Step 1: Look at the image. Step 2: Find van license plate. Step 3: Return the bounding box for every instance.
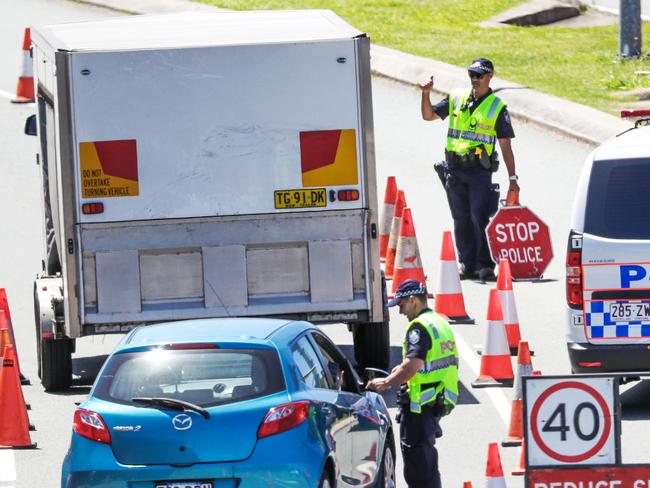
[155,483,213,488]
[608,301,650,322]
[274,188,326,209]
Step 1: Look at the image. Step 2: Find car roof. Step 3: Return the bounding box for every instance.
[121,317,307,349]
[594,125,650,161]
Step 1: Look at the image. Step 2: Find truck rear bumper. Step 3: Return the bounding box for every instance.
[568,341,650,374]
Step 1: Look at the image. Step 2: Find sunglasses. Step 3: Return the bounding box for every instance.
[468,71,487,80]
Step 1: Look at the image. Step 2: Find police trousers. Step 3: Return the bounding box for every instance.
[444,164,494,272]
[400,406,442,488]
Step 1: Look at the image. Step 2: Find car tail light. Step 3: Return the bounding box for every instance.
[566,248,583,309]
[81,202,104,214]
[337,189,359,201]
[578,361,602,368]
[257,401,310,439]
[73,408,111,444]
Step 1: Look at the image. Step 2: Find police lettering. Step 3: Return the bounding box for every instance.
[499,247,543,264]
[533,481,622,488]
[620,265,649,288]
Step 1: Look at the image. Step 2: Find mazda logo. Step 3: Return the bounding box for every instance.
[172,414,192,431]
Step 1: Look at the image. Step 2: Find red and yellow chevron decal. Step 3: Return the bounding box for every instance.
[300,129,358,187]
[79,139,139,198]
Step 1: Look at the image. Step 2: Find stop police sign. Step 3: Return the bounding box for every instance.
[486,206,553,280]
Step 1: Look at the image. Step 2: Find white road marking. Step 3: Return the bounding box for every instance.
[455,331,512,427]
[0,450,16,487]
[0,89,16,101]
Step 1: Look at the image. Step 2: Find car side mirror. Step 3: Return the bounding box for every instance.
[24,114,37,136]
[363,367,390,385]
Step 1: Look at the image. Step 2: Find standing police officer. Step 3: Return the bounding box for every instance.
[366,279,458,488]
[421,58,520,282]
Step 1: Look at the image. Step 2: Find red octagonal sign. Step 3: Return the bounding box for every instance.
[486,206,553,280]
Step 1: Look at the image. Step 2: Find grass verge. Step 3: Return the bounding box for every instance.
[198,0,650,114]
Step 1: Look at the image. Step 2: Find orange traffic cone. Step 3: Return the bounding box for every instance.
[0,308,28,385]
[485,442,506,488]
[497,259,522,355]
[0,327,11,355]
[462,482,473,488]
[379,177,397,263]
[435,231,474,324]
[12,28,34,104]
[472,289,513,388]
[0,345,36,448]
[502,341,533,447]
[385,190,406,280]
[512,440,526,476]
[390,208,432,298]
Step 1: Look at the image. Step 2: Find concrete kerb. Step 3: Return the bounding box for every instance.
[72,0,633,146]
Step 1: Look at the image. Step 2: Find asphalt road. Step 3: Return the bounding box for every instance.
[1,1,650,487]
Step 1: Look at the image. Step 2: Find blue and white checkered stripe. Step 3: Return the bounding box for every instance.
[586,300,650,339]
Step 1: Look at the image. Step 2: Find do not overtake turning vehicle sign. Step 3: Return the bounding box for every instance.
[523,375,619,467]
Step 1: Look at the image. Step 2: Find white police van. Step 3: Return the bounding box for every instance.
[566,110,650,373]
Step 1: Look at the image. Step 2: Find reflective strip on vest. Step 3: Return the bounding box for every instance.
[487,97,502,119]
[444,388,458,404]
[447,128,496,145]
[420,355,458,374]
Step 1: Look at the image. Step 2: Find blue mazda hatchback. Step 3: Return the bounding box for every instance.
[61,318,395,488]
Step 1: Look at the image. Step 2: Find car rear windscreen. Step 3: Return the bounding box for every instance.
[584,158,650,239]
[93,347,285,407]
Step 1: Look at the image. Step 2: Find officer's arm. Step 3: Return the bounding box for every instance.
[498,138,520,192]
[420,76,440,121]
[366,357,424,392]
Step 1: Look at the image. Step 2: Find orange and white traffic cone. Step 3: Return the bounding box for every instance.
[12,28,34,104]
[512,440,526,476]
[435,231,474,324]
[485,442,506,488]
[390,208,432,298]
[385,190,406,280]
[379,176,397,263]
[502,341,533,447]
[0,345,36,448]
[472,289,513,388]
[497,258,522,355]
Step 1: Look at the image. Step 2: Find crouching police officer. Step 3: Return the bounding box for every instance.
[366,279,459,488]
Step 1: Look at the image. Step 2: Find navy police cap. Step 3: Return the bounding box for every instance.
[387,279,427,307]
[468,57,494,75]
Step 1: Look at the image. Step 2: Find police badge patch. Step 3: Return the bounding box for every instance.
[408,330,420,344]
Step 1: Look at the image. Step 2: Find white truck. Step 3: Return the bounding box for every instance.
[26,10,388,391]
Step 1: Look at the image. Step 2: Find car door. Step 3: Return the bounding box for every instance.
[290,334,355,485]
[310,332,382,487]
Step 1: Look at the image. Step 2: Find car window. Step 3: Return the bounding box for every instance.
[585,158,650,239]
[92,347,285,407]
[291,336,328,389]
[312,333,361,394]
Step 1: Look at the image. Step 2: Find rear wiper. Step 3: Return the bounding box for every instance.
[132,397,210,419]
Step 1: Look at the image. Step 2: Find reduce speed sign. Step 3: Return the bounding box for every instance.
[524,376,619,466]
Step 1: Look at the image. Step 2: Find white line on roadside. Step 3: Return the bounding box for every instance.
[0,450,16,487]
[455,331,511,427]
[0,89,16,101]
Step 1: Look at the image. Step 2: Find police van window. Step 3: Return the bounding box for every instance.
[584,158,650,240]
[291,336,328,389]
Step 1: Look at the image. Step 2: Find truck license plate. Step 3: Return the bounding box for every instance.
[155,483,213,488]
[274,188,326,209]
[608,301,650,322]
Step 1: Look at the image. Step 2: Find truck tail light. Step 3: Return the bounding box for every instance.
[566,249,583,309]
[82,202,104,214]
[257,401,310,439]
[73,408,111,444]
[337,189,359,201]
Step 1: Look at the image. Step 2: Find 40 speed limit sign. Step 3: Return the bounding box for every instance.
[523,375,620,466]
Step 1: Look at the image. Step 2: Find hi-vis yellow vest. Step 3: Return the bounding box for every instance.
[446,89,505,157]
[402,310,459,413]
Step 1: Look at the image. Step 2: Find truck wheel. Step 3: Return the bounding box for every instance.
[40,337,72,391]
[353,320,390,372]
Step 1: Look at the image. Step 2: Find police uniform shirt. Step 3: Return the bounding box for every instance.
[404,309,433,361]
[432,89,515,139]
